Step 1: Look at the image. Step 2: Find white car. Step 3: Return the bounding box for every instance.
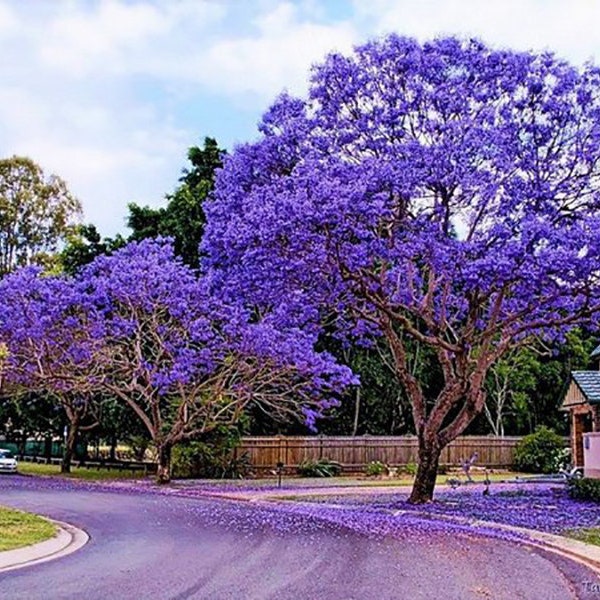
[0,449,17,473]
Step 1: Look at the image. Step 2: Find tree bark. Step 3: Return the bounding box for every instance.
[408,435,441,504]
[352,388,361,436]
[156,443,172,484]
[18,431,27,459]
[61,422,79,473]
[109,433,117,461]
[44,436,53,463]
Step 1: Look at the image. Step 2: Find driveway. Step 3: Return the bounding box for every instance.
[0,476,598,599]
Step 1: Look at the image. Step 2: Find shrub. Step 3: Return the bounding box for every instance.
[513,426,567,474]
[171,428,250,479]
[404,461,418,476]
[365,460,387,477]
[568,478,600,503]
[297,458,342,477]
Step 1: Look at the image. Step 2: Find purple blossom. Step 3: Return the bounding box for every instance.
[0,238,355,480]
[201,35,600,501]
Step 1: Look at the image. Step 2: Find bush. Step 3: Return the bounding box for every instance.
[404,461,418,476]
[171,428,250,479]
[513,427,567,474]
[568,478,600,503]
[365,461,387,477]
[297,458,342,477]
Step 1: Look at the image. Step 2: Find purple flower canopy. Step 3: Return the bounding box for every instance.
[0,238,354,429]
[201,36,600,501]
[0,267,102,391]
[203,35,600,346]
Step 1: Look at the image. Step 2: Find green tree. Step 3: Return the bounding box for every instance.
[0,156,81,276]
[127,137,225,268]
[480,330,595,436]
[0,393,63,459]
[60,224,125,275]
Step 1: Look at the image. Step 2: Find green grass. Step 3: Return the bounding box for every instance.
[18,461,151,481]
[0,506,56,552]
[565,528,600,547]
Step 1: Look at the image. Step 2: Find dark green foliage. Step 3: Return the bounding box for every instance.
[297,458,342,477]
[91,397,150,461]
[471,330,595,437]
[513,427,568,473]
[568,478,600,503]
[315,338,419,436]
[60,224,126,274]
[0,394,64,457]
[127,137,225,269]
[171,428,249,479]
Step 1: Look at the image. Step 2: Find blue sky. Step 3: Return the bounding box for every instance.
[2,0,600,236]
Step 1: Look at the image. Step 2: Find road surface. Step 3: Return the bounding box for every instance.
[0,476,598,599]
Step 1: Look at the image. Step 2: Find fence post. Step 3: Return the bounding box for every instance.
[277,434,284,467]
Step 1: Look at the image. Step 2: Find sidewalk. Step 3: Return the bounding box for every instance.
[0,520,89,573]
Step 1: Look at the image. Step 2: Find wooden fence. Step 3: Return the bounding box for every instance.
[238,435,524,473]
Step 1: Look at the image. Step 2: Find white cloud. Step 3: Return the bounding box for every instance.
[38,0,227,77]
[2,0,600,238]
[36,0,356,101]
[0,82,188,235]
[0,2,16,35]
[351,0,600,64]
[39,1,166,75]
[199,2,356,100]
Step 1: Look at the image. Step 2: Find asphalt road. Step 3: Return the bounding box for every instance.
[0,476,598,600]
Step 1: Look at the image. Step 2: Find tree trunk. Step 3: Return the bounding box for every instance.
[18,431,27,459]
[352,388,361,436]
[408,436,441,504]
[156,443,172,484]
[44,436,53,463]
[109,433,117,461]
[61,422,78,474]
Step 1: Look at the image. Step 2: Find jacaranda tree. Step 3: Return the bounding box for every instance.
[79,239,352,482]
[203,36,600,502]
[0,239,352,482]
[0,268,105,472]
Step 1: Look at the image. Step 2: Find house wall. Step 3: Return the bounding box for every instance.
[571,404,595,467]
[563,381,590,408]
[583,432,600,478]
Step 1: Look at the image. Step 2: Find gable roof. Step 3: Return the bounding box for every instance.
[572,371,600,405]
[591,344,600,360]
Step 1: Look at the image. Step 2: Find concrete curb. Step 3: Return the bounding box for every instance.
[0,519,89,573]
[475,521,600,575]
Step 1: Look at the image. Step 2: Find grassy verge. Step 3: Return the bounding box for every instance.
[17,461,150,481]
[565,528,600,547]
[0,506,56,552]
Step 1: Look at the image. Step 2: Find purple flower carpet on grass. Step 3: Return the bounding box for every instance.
[289,483,600,535]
